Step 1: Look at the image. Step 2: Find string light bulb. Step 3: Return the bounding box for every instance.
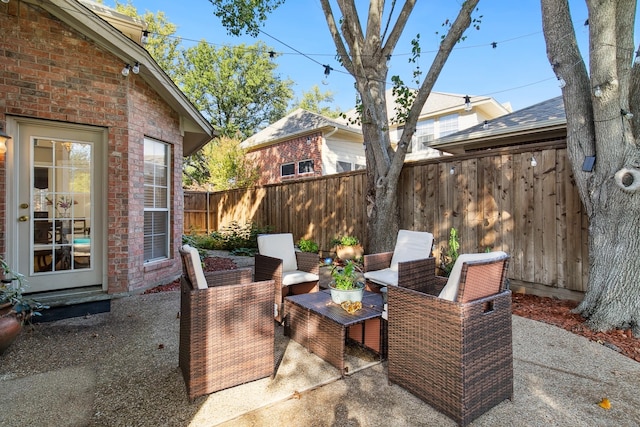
[464,95,472,111]
[621,109,634,119]
[531,156,537,167]
[121,64,130,76]
[483,120,489,130]
[268,51,276,58]
[450,166,455,175]
[132,62,140,74]
[635,48,640,65]
[557,76,566,88]
[593,86,602,98]
[141,30,149,45]
[323,64,332,76]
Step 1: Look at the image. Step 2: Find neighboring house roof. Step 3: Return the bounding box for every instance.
[342,90,513,124]
[241,108,362,150]
[28,0,214,156]
[430,96,566,154]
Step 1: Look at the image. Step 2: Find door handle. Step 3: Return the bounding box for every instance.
[18,215,29,222]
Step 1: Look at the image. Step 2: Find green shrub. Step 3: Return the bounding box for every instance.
[330,235,360,247]
[297,238,319,253]
[439,227,460,277]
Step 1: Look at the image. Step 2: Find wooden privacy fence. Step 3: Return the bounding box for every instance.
[184,140,588,299]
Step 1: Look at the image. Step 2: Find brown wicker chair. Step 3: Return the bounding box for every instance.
[387,251,512,427]
[254,233,319,323]
[363,229,434,293]
[178,245,275,401]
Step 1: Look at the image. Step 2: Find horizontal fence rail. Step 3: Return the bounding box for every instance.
[184,140,588,299]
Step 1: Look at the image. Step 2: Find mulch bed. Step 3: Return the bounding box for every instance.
[147,257,640,363]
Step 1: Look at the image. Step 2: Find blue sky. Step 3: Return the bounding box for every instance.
[108,1,637,113]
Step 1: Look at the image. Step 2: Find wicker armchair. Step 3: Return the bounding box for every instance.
[254,233,319,323]
[387,251,512,427]
[363,229,434,292]
[178,245,275,400]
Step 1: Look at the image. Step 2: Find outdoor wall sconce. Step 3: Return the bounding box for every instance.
[0,126,10,154]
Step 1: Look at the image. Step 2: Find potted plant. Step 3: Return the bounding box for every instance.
[331,235,364,261]
[0,258,47,354]
[297,238,319,254]
[328,260,365,304]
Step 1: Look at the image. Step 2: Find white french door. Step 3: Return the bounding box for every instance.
[9,119,104,294]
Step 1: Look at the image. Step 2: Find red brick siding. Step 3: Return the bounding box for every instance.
[248,133,322,185]
[0,2,184,293]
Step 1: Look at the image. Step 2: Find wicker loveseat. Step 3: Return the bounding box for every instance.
[387,251,512,426]
[178,245,275,400]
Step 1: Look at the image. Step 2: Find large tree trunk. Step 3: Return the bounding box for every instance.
[542,0,640,334]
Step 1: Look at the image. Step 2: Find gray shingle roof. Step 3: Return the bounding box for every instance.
[241,108,361,149]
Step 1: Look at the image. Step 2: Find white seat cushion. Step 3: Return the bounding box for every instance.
[282,270,319,286]
[182,244,208,290]
[257,233,298,272]
[364,268,398,287]
[389,230,434,271]
[438,251,508,302]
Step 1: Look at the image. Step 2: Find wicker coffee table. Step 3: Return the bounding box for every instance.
[284,290,386,376]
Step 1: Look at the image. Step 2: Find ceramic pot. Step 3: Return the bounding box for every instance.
[0,304,22,355]
[328,281,365,304]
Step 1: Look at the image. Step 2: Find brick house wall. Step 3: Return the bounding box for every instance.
[0,1,185,293]
[248,133,322,185]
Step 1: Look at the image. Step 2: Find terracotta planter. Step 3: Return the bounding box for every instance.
[0,304,22,355]
[336,244,364,261]
[328,282,365,304]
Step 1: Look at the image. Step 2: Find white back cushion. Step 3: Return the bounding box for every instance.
[257,233,298,272]
[438,251,508,302]
[182,244,208,290]
[389,230,434,271]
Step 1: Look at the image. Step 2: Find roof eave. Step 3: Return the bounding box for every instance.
[431,119,567,154]
[29,0,215,156]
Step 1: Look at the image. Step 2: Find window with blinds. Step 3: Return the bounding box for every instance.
[143,139,170,262]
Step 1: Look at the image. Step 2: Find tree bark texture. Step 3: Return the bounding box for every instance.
[320,0,479,253]
[542,0,640,334]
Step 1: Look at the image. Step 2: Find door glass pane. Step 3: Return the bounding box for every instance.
[32,139,92,273]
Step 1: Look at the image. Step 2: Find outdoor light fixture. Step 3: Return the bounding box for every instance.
[621,109,634,119]
[530,156,537,167]
[132,62,140,74]
[483,120,489,130]
[141,30,149,45]
[594,86,602,98]
[306,136,311,145]
[0,126,11,154]
[464,95,472,111]
[450,166,455,175]
[121,64,130,76]
[323,65,332,76]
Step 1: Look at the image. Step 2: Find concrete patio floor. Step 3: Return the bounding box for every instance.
[1,254,639,426]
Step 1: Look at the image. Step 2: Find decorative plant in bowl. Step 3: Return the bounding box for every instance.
[331,235,364,261]
[0,258,47,354]
[329,260,365,305]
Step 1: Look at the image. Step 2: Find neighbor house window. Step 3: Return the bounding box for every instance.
[298,159,314,174]
[281,162,295,177]
[413,119,435,151]
[144,139,170,262]
[439,114,459,137]
[336,161,352,173]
